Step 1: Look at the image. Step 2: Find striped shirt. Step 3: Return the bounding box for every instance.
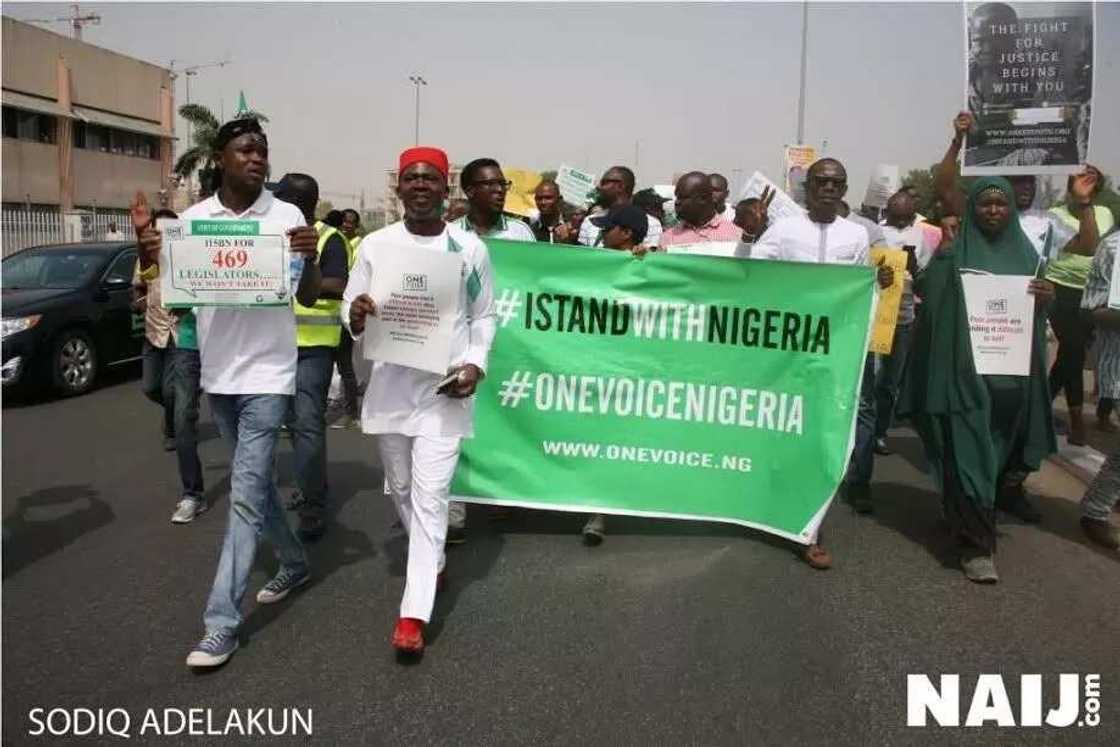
[454,213,535,242]
[658,213,742,249]
[1081,232,1120,399]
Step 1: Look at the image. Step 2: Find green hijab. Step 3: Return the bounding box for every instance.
[951,176,1040,276]
[900,177,1055,501]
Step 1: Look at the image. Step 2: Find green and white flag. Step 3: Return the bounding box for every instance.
[452,240,876,544]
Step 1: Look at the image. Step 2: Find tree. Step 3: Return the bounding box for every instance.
[172,104,270,190]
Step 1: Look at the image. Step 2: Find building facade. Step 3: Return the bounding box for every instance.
[2,17,174,252]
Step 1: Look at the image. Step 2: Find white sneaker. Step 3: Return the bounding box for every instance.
[171,498,207,524]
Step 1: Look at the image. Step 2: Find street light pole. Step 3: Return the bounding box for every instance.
[796,0,809,145]
[408,75,427,145]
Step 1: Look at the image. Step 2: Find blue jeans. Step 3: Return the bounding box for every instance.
[204,393,307,634]
[287,347,334,515]
[847,353,877,487]
[874,323,913,440]
[167,347,204,498]
[142,340,174,438]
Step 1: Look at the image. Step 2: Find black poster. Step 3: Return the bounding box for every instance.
[963,1,1094,175]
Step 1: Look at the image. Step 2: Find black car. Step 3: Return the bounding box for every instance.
[2,242,145,396]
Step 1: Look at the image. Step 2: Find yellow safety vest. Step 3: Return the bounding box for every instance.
[346,234,361,269]
[294,221,344,348]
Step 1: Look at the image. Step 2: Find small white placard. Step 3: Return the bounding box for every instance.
[961,273,1035,376]
[361,242,464,374]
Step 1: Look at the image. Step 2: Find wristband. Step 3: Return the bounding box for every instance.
[139,264,160,282]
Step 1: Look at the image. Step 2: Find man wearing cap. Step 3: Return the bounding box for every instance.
[579,203,650,545]
[272,174,350,541]
[136,118,322,668]
[453,157,535,242]
[343,146,496,655]
[659,171,742,250]
[579,166,662,249]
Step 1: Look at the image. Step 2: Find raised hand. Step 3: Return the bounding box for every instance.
[953,111,974,141]
[1069,167,1099,204]
[129,190,153,235]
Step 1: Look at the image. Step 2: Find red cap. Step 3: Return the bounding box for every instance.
[399,147,449,180]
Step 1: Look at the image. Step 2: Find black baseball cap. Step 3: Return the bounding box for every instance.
[591,204,649,244]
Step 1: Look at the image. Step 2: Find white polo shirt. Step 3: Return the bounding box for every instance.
[179,190,305,395]
[752,213,871,266]
[342,221,497,438]
[453,213,535,242]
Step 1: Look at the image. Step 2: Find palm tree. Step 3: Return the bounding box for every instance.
[173,103,269,188]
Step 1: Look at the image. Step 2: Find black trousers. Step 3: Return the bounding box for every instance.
[1048,283,1092,408]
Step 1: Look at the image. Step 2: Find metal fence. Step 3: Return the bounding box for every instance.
[1,207,132,257]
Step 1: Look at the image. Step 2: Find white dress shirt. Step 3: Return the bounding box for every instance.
[342,221,496,438]
[752,213,871,266]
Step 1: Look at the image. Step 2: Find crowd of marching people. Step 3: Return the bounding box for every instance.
[127,112,1119,669]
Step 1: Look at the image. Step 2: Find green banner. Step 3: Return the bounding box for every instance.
[452,240,876,544]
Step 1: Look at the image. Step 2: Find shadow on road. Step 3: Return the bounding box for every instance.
[238,458,380,642]
[1,484,114,578]
[2,361,141,409]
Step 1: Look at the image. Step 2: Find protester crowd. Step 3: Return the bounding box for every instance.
[126,112,1118,669]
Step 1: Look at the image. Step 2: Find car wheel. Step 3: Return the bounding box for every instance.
[51,329,98,396]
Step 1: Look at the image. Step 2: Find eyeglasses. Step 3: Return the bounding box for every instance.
[470,178,512,191]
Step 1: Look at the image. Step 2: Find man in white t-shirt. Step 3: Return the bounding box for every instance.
[343,146,496,656]
[137,118,323,669]
[753,158,893,569]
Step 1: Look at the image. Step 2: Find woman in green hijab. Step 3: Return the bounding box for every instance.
[902,176,1056,583]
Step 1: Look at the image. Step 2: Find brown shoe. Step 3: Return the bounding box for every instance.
[1080,517,1120,550]
[802,543,832,570]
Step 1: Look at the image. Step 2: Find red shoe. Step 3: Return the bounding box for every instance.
[392,617,424,653]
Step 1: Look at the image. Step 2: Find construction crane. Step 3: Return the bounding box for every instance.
[22,3,100,40]
[169,59,232,109]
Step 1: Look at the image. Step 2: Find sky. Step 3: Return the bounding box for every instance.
[4,1,1118,211]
